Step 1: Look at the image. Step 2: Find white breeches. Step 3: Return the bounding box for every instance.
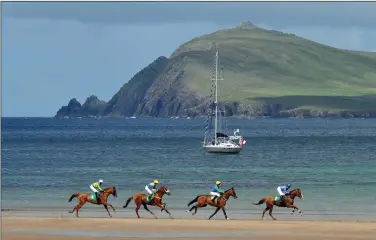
[145,186,153,194]
[210,192,221,197]
[90,185,98,193]
[277,187,285,196]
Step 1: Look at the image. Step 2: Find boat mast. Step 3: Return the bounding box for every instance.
[214,49,218,145]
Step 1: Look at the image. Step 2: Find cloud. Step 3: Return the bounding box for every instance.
[3,2,376,29]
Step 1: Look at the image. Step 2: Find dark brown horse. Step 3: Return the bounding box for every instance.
[186,187,237,220]
[122,185,172,219]
[68,186,117,218]
[252,188,304,220]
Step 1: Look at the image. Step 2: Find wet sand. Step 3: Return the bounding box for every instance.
[2,217,376,240]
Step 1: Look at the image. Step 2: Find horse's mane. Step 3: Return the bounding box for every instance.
[104,186,116,190]
[157,186,168,191]
[289,188,300,193]
[225,187,234,192]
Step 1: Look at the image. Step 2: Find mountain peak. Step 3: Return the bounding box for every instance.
[236,21,259,30]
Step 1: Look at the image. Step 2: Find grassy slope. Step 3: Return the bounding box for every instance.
[169,26,376,111]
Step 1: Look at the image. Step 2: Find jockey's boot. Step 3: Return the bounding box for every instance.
[280,195,285,205]
[212,196,218,205]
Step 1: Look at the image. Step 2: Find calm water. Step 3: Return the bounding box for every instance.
[2,117,376,220]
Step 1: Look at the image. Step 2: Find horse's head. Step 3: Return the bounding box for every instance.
[104,186,117,198]
[157,186,171,196]
[225,187,238,199]
[289,188,303,200]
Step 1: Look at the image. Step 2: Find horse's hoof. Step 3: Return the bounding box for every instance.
[226,218,231,220]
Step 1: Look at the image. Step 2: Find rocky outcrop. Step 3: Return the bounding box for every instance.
[55,98,83,117]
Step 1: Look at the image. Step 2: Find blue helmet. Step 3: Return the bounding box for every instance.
[287,184,291,188]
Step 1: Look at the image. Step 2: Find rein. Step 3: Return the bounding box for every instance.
[219,189,234,202]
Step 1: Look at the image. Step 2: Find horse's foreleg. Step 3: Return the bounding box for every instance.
[101,201,116,212]
[160,202,167,212]
[209,207,220,220]
[104,205,112,218]
[143,203,157,219]
[222,208,230,220]
[164,208,173,219]
[155,203,172,219]
[287,204,302,216]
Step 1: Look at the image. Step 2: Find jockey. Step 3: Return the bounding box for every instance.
[90,179,104,201]
[210,180,224,205]
[277,183,291,203]
[145,180,159,203]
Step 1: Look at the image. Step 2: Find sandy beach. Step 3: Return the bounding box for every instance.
[2,216,376,240]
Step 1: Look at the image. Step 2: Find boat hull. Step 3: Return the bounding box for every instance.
[203,145,242,154]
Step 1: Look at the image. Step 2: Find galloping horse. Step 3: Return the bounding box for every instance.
[186,187,237,220]
[123,186,172,219]
[252,188,304,220]
[68,186,117,218]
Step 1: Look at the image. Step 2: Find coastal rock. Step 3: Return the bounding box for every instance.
[55,98,82,117]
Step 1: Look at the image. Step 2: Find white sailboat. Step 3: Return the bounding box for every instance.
[202,44,247,154]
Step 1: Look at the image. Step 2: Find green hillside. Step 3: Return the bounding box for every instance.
[169,22,376,111]
[56,22,376,118]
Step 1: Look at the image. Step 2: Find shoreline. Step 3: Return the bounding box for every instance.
[2,207,376,222]
[3,216,376,240]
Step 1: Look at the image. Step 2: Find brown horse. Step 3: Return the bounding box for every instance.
[68,186,117,218]
[122,185,172,219]
[186,187,237,220]
[252,188,304,220]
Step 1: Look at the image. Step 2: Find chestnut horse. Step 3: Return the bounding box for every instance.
[252,188,304,220]
[122,185,172,219]
[186,187,237,220]
[68,186,118,218]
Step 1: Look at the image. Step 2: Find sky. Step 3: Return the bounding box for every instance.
[2,2,376,117]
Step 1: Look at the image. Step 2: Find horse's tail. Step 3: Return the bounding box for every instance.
[68,193,79,202]
[123,196,134,208]
[252,197,266,205]
[187,195,200,207]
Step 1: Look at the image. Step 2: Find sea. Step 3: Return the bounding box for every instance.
[2,117,376,220]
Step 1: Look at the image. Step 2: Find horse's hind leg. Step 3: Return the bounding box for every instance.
[71,199,85,218]
[187,205,196,213]
[73,204,84,218]
[261,206,269,220]
[69,206,76,214]
[142,203,157,219]
[268,206,277,220]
